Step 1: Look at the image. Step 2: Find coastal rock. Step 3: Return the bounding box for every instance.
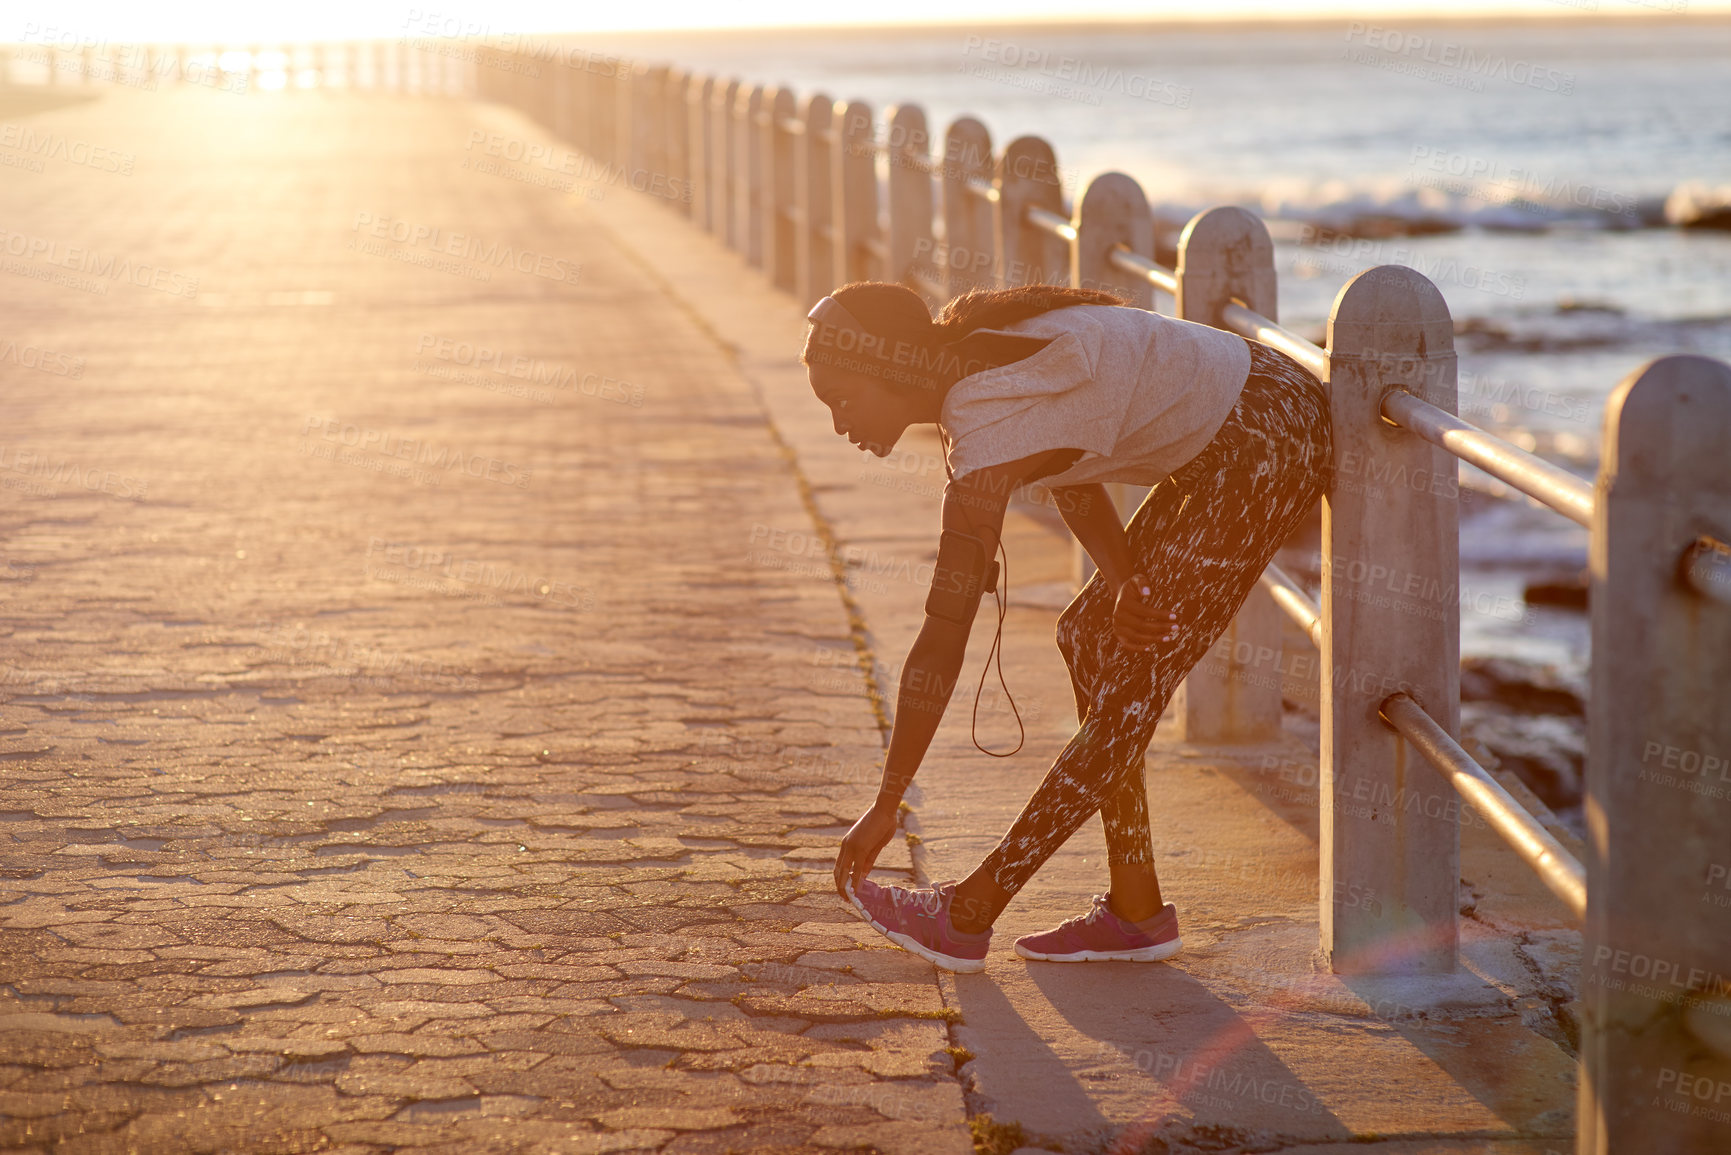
[1459,656,1585,717]
[1665,182,1731,230]
[1523,569,1589,611]
[1461,703,1586,815]
[1457,657,1588,815]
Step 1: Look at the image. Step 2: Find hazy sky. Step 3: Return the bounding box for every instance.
[13,0,1728,41]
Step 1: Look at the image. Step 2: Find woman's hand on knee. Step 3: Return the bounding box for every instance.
[1113,573,1177,651]
[835,800,901,899]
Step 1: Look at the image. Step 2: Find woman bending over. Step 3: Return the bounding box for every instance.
[802,281,1331,972]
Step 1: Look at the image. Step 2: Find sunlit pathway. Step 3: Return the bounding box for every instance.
[0,87,968,1153]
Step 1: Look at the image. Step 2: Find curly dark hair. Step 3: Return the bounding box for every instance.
[933,283,1127,341]
[811,281,1127,388]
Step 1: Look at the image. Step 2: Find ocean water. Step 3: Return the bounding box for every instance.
[599,17,1731,678]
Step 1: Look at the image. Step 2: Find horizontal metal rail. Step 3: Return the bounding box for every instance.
[964,175,1000,204]
[1106,245,1177,297]
[861,236,888,263]
[1025,205,1077,244]
[1685,537,1731,605]
[1381,390,1595,528]
[1259,564,1323,650]
[1220,302,1330,379]
[778,117,804,134]
[1380,693,1587,921]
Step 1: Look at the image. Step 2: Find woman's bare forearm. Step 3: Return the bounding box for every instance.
[1054,484,1135,590]
[875,620,969,805]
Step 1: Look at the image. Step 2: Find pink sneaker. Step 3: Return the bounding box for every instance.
[846,878,991,973]
[1014,894,1183,962]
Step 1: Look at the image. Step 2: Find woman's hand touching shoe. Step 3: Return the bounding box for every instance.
[834,799,901,898]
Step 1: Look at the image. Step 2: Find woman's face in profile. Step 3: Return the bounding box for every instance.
[806,361,914,458]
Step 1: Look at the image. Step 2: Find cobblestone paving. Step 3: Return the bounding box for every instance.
[0,88,970,1153]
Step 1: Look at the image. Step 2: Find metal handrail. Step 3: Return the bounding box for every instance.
[964,175,1000,205]
[1220,302,1330,379]
[1685,537,1731,606]
[1380,693,1587,921]
[1025,205,1077,244]
[1381,389,1595,528]
[1106,245,1178,297]
[1259,563,1322,650]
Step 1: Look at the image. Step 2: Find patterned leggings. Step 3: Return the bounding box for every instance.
[978,339,1332,896]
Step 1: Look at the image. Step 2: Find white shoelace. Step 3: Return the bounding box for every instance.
[889,883,945,918]
[1076,894,1113,929]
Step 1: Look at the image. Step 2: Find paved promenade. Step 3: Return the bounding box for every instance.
[0,88,964,1153]
[2,86,1580,1153]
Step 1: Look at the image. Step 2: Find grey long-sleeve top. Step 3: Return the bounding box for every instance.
[939,304,1253,488]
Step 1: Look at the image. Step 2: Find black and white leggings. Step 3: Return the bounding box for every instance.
[978,339,1333,896]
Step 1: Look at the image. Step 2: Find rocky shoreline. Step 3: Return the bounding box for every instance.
[1458,655,1588,838]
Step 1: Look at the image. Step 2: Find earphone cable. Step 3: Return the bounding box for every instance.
[972,537,1024,757]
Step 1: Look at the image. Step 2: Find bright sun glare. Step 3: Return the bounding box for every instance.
[15,0,1731,43]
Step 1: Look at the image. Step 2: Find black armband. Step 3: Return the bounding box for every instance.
[924,528,1000,625]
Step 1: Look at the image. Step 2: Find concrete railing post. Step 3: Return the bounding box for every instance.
[763,87,799,292]
[835,100,879,282]
[884,104,933,292]
[550,58,572,140]
[711,79,739,246]
[576,60,596,141]
[797,92,836,307]
[734,84,765,268]
[617,62,639,179]
[597,58,622,171]
[940,117,994,299]
[472,45,493,101]
[1321,265,1460,975]
[689,75,715,232]
[644,65,669,195]
[997,136,1066,287]
[1074,172,1153,309]
[535,56,553,122]
[1169,207,1285,743]
[666,69,691,217]
[1071,173,1156,588]
[623,64,656,193]
[1578,354,1731,1155]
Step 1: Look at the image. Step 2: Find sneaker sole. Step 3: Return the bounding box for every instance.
[847,889,987,974]
[1013,937,1183,963]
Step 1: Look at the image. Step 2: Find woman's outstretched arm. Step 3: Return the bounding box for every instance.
[832,455,1037,898]
[1052,483,1133,589]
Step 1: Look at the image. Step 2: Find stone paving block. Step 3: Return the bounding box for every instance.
[810,1119,974,1154]
[592,1107,741,1131]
